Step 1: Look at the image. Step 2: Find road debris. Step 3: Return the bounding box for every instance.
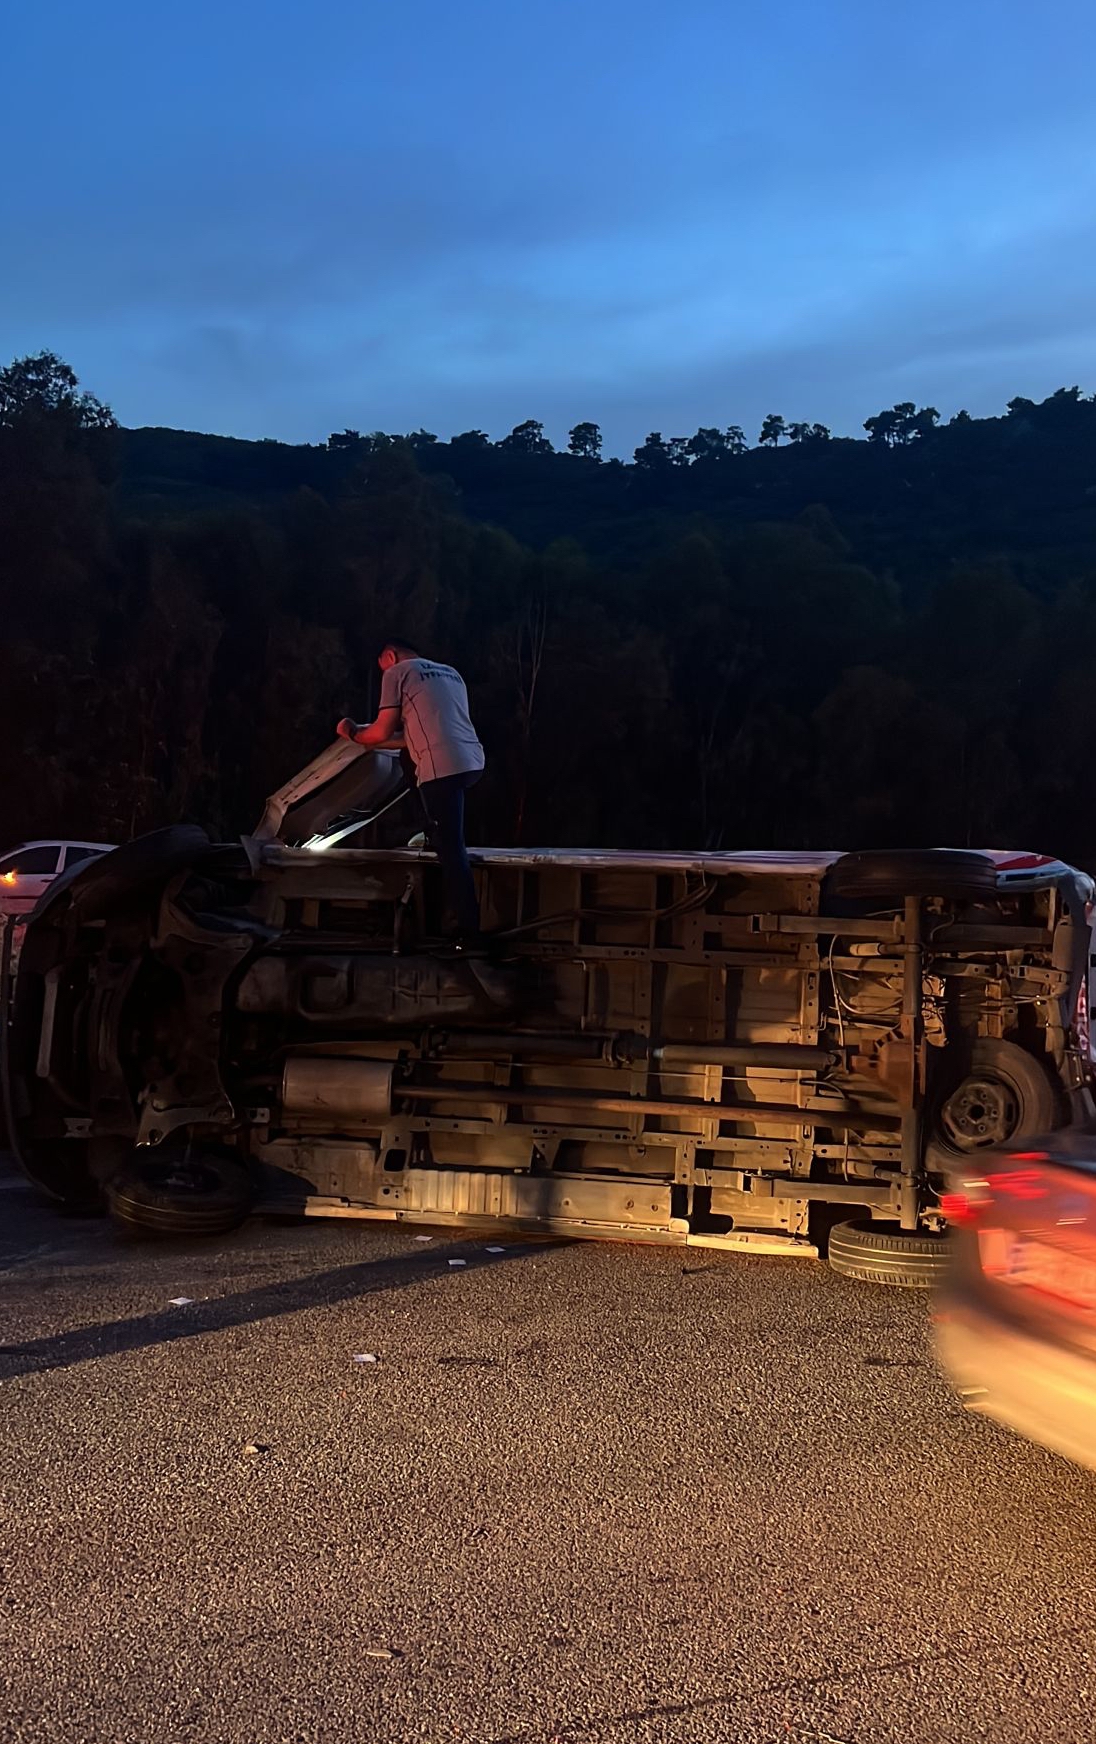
[486,1245,505,1253]
[241,1442,269,1457]
[353,1353,379,1365]
[167,1297,194,1306]
[413,1235,433,1243]
[448,1258,467,1267]
[364,1646,401,1660]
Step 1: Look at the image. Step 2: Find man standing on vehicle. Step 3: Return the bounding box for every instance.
[337,638,485,940]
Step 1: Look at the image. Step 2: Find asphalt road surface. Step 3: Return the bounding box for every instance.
[3,1169,1096,1744]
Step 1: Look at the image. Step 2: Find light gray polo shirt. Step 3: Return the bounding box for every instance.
[379,658,485,783]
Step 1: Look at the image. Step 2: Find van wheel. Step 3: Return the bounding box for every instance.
[828,1219,949,1288]
[105,1149,254,1238]
[63,826,212,920]
[827,849,998,903]
[926,1038,1057,1172]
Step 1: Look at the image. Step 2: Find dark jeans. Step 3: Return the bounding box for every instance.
[417,769,482,935]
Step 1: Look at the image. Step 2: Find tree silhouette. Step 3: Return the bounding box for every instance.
[687,427,727,461]
[759,414,786,448]
[865,402,938,446]
[910,406,939,440]
[725,425,748,455]
[1033,387,1088,430]
[786,422,812,444]
[892,402,917,435]
[633,431,671,468]
[499,420,553,454]
[864,408,900,447]
[568,422,602,460]
[0,350,115,430]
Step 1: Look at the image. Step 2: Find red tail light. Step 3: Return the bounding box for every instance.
[940,1190,979,1225]
[941,1153,1052,1226]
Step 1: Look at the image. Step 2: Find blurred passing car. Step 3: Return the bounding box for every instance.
[0,840,114,921]
[936,1129,1096,1472]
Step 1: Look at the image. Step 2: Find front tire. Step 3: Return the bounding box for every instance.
[828,1218,949,1288]
[105,1149,254,1238]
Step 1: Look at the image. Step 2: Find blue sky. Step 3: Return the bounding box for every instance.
[3,0,1095,453]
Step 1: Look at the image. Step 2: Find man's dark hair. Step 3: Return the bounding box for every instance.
[378,635,419,660]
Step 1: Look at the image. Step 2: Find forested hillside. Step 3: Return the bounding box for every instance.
[4,352,1096,867]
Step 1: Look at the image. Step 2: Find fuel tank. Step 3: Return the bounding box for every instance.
[235,950,521,1028]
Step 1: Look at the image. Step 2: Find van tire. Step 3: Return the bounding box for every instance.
[925,1037,1057,1171]
[827,850,998,903]
[828,1218,949,1288]
[37,827,212,924]
[105,1150,254,1238]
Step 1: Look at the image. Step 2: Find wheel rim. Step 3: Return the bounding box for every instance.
[141,1160,224,1197]
[940,1074,1019,1150]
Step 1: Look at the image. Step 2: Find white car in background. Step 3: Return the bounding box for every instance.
[0,840,114,921]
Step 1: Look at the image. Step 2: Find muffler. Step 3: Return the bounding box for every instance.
[281,1057,394,1121]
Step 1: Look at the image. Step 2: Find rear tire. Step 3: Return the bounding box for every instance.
[828,1218,949,1288]
[105,1150,254,1238]
[827,849,997,903]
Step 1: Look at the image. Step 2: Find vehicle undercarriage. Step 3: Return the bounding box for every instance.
[4,747,1093,1287]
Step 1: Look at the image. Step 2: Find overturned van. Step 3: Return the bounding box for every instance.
[3,742,1094,1286]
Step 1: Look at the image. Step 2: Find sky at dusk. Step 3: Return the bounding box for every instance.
[3,0,1095,454]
